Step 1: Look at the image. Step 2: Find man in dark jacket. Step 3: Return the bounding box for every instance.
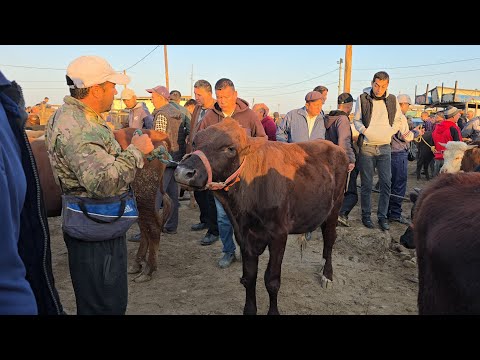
[0,71,63,315]
[324,93,356,227]
[198,78,266,268]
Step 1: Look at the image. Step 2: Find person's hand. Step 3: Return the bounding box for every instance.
[348,163,355,172]
[131,133,154,154]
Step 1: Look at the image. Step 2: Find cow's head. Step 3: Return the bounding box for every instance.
[439,141,478,173]
[174,118,261,190]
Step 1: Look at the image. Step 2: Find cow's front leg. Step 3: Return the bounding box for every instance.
[240,249,259,315]
[320,215,337,288]
[264,233,288,315]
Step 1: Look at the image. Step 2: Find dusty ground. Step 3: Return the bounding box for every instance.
[49,161,427,315]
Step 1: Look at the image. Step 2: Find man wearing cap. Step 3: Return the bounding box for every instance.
[388,94,424,225]
[253,103,276,141]
[431,105,463,176]
[121,88,153,129]
[353,71,404,231]
[198,78,267,268]
[45,55,154,315]
[324,93,357,227]
[276,90,326,143]
[147,85,189,234]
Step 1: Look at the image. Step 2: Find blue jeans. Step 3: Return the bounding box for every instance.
[388,151,408,219]
[214,197,236,255]
[359,144,391,221]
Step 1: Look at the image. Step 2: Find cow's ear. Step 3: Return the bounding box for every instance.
[410,192,419,203]
[240,137,263,156]
[439,142,447,148]
[467,144,478,150]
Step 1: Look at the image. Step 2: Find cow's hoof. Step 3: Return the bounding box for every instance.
[133,273,152,283]
[128,263,141,274]
[320,275,333,288]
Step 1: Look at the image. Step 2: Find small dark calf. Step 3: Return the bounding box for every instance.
[416,131,434,180]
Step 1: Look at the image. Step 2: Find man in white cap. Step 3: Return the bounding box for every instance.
[121,88,153,129]
[45,55,154,315]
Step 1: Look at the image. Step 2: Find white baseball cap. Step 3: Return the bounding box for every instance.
[66,55,130,89]
[397,94,412,105]
[121,88,136,100]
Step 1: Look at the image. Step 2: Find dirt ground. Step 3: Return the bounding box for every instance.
[49,161,427,315]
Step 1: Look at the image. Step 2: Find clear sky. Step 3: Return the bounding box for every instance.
[1,45,480,114]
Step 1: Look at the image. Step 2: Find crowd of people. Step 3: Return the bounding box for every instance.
[2,54,477,315]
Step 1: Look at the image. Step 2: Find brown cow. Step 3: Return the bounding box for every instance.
[414,172,480,314]
[33,128,172,282]
[174,118,349,315]
[111,128,173,282]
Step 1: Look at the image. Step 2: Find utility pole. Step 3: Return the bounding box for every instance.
[164,45,169,90]
[337,58,343,98]
[190,64,194,98]
[344,45,352,93]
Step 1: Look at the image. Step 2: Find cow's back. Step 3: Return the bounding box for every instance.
[229,139,348,234]
[30,139,62,217]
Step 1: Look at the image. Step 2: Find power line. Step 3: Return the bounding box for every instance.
[352,67,480,82]
[17,80,64,82]
[355,57,480,71]
[124,45,160,71]
[243,80,338,98]
[0,64,65,70]
[237,68,338,91]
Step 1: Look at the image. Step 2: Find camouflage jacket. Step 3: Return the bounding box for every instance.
[45,96,144,198]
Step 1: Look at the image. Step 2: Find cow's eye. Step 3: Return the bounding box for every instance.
[228,146,235,152]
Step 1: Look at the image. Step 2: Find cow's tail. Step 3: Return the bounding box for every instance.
[156,192,172,230]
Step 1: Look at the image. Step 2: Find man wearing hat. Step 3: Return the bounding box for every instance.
[121,88,153,129]
[324,93,357,227]
[45,55,155,315]
[432,105,463,176]
[276,90,326,143]
[388,94,424,225]
[147,85,189,235]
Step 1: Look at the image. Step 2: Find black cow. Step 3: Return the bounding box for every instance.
[174,118,348,315]
[415,172,480,314]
